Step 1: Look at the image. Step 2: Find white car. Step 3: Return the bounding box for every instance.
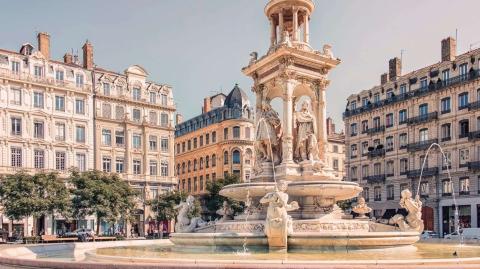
[64,228,95,238]
[421,230,438,239]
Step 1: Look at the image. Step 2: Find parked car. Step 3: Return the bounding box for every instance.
[63,228,94,238]
[421,230,438,239]
[445,228,480,240]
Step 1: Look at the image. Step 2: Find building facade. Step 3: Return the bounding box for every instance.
[0,32,176,238]
[175,85,254,197]
[93,65,176,237]
[325,117,346,180]
[0,33,95,236]
[344,37,480,235]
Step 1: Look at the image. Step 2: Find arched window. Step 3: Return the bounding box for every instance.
[182,162,185,174]
[188,161,191,172]
[232,150,241,164]
[224,151,229,164]
[419,128,428,142]
[176,164,180,176]
[205,156,210,168]
[199,157,204,169]
[212,154,216,167]
[193,159,197,171]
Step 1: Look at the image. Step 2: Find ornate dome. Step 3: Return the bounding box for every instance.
[224,84,250,108]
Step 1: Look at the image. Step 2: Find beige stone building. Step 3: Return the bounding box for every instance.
[93,64,176,237]
[344,37,480,235]
[175,85,254,197]
[0,33,95,236]
[325,117,345,180]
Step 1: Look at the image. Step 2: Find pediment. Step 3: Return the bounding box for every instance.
[125,65,148,77]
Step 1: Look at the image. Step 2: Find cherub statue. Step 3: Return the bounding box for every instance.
[388,189,424,232]
[216,201,233,222]
[352,197,372,219]
[174,195,204,233]
[260,180,299,249]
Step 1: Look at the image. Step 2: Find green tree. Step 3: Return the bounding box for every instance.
[205,174,244,219]
[0,172,37,234]
[69,170,138,235]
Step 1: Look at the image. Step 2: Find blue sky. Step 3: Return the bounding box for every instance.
[1,0,479,129]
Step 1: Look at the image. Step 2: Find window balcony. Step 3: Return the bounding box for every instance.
[364,175,386,184]
[343,70,480,119]
[386,173,394,178]
[406,139,438,152]
[468,130,480,141]
[407,167,439,178]
[441,136,451,142]
[366,126,385,135]
[468,161,480,170]
[367,149,385,159]
[468,100,480,111]
[460,191,470,196]
[407,112,438,125]
[441,109,451,114]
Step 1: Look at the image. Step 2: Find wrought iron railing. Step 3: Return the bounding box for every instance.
[406,139,438,152]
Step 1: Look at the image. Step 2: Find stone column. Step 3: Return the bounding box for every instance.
[304,13,310,43]
[317,84,327,161]
[270,18,277,46]
[279,11,284,41]
[282,79,295,164]
[293,8,298,41]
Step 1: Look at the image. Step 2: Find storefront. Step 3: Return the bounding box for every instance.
[440,197,479,236]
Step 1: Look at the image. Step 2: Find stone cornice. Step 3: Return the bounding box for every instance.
[94,94,176,112]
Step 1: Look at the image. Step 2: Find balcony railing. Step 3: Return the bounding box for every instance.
[468,100,480,111]
[343,70,480,119]
[407,112,438,125]
[368,149,385,159]
[407,167,439,178]
[364,175,386,184]
[468,161,480,170]
[0,69,91,92]
[468,130,480,141]
[366,126,385,135]
[406,139,438,152]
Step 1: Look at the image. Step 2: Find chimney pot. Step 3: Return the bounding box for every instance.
[441,37,457,62]
[203,97,211,113]
[381,73,389,85]
[37,32,50,60]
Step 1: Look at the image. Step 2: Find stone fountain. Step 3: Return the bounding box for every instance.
[171,0,424,252]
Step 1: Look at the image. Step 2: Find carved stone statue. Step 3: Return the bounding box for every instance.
[216,201,233,222]
[323,44,334,58]
[388,189,424,232]
[259,180,299,250]
[352,197,372,219]
[249,51,258,65]
[174,195,204,233]
[294,100,319,162]
[281,31,292,47]
[256,102,283,165]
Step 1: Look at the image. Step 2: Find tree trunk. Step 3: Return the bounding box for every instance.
[96,216,100,242]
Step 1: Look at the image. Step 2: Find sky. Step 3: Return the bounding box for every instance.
[1,0,479,130]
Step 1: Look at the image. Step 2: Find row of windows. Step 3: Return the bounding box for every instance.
[10,117,87,143]
[179,173,217,193]
[101,103,170,126]
[10,61,86,87]
[10,147,87,171]
[102,82,168,105]
[349,89,480,136]
[8,89,86,114]
[350,119,480,158]
[176,126,251,154]
[349,63,473,111]
[176,149,252,175]
[101,156,169,176]
[101,129,169,151]
[363,176,476,202]
[350,147,473,178]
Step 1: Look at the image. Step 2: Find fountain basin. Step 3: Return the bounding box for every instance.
[220,180,362,202]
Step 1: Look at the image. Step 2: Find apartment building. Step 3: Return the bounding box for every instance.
[175,85,254,197]
[0,33,95,235]
[344,37,480,235]
[325,117,346,180]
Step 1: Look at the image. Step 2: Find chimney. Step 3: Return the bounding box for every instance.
[326,117,335,135]
[202,97,211,113]
[82,40,94,70]
[63,53,73,64]
[381,73,389,85]
[388,57,402,81]
[37,32,50,59]
[441,37,457,62]
[176,114,183,125]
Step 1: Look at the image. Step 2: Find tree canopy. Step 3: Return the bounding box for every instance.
[204,174,244,219]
